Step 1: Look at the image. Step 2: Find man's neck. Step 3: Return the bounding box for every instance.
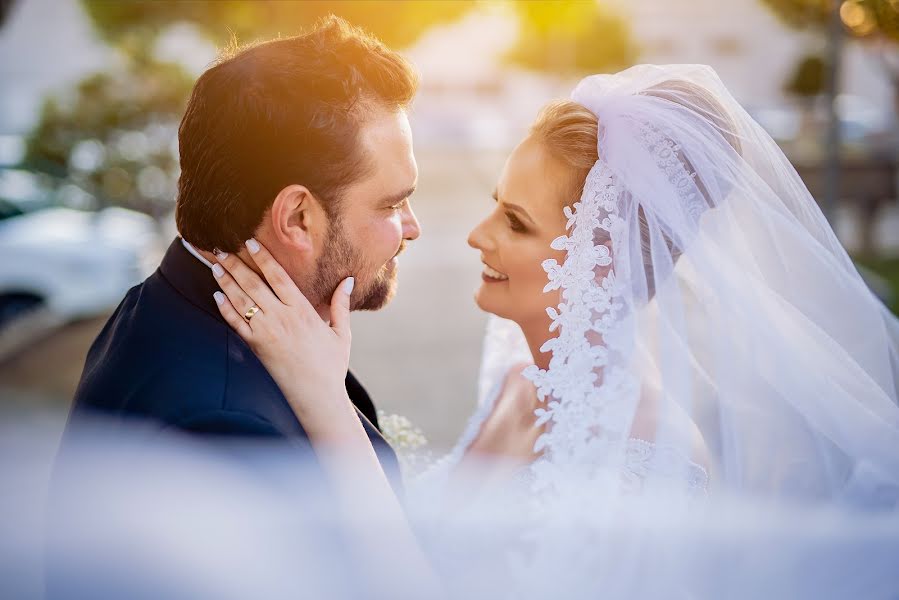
[181,236,333,323]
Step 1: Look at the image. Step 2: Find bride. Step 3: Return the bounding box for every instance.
[210,63,899,584]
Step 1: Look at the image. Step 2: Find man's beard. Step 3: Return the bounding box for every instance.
[308,220,399,312]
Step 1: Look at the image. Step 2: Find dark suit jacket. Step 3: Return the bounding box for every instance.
[64,237,401,488]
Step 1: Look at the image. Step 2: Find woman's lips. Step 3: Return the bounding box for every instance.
[482,263,509,283]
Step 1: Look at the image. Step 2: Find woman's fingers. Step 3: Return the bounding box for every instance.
[243,238,315,312]
[211,260,262,319]
[213,290,253,340]
[329,277,354,341]
[213,249,280,314]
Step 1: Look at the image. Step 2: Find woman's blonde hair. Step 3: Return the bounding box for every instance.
[529,100,599,204]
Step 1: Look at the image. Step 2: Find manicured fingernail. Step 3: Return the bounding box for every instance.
[213,291,225,306]
[341,277,355,295]
[214,249,228,259]
[246,238,260,254]
[212,264,225,278]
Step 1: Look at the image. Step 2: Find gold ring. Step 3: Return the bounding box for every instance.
[243,305,260,322]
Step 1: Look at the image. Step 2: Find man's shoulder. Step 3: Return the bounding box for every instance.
[73,273,231,419]
[70,349,293,439]
[81,276,224,372]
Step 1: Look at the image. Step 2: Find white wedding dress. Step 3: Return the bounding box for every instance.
[409,64,899,598]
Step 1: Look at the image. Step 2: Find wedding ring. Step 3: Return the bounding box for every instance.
[243,305,260,322]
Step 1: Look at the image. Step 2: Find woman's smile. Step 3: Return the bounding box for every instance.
[482,262,509,283]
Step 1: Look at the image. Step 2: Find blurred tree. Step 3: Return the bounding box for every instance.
[763,0,899,108]
[24,60,193,218]
[784,53,827,148]
[763,0,898,39]
[506,0,635,75]
[80,0,475,53]
[785,53,827,98]
[765,1,899,243]
[0,0,17,29]
[761,0,832,28]
[23,0,475,218]
[23,0,634,218]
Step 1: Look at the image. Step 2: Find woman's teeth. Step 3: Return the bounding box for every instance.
[483,264,509,281]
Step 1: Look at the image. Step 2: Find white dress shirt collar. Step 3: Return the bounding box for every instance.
[181,237,215,270]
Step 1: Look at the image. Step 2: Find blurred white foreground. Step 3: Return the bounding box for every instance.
[2,416,898,600]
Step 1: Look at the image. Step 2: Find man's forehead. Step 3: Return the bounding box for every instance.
[362,117,416,176]
[338,108,415,203]
[358,108,413,149]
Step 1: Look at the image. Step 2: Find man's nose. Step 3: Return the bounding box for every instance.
[403,204,422,241]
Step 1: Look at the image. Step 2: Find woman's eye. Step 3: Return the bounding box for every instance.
[506,212,526,232]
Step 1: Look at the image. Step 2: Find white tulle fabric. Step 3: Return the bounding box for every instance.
[474,64,899,512]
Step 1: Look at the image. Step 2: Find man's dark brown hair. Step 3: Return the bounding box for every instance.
[175,16,418,252]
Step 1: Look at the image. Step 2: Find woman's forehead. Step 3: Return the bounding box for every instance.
[500,137,577,215]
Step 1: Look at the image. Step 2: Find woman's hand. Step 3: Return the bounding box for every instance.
[212,239,443,595]
[210,238,357,438]
[466,363,543,463]
[443,364,542,505]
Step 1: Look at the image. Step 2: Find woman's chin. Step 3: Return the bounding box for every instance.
[473,286,511,319]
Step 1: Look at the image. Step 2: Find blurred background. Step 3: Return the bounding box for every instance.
[1,0,897,451]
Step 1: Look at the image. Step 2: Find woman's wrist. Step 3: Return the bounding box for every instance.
[282,382,364,442]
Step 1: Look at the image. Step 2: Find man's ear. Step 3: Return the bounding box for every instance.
[268,184,325,253]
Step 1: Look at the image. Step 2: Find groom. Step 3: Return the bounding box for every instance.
[63,17,421,484]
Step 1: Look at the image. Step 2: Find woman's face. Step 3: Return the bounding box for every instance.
[467,136,573,328]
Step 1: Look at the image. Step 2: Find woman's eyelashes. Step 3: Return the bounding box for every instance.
[505,211,527,233]
[491,192,527,233]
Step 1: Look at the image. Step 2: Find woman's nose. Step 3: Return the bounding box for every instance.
[468,218,489,251]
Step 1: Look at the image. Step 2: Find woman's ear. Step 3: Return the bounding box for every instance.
[269,184,325,253]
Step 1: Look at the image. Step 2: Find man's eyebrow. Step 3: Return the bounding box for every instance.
[492,188,535,225]
[381,185,416,205]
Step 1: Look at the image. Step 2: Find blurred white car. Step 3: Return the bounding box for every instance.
[0,199,162,329]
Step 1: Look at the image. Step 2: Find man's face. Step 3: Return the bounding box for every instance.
[307,109,420,311]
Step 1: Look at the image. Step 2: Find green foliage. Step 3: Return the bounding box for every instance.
[869,0,899,41]
[81,0,476,51]
[24,60,193,217]
[24,0,476,218]
[506,1,635,75]
[784,54,827,97]
[761,0,899,40]
[854,255,899,314]
[23,0,634,218]
[760,0,832,29]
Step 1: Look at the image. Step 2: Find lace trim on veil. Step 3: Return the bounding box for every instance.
[521,149,709,497]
